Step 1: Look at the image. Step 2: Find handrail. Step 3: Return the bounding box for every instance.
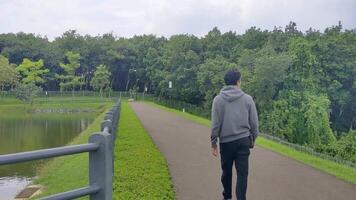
[0,143,99,165]
[39,186,100,200]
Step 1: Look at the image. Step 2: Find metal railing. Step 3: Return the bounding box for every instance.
[0,100,121,200]
[1,90,140,99]
[259,133,356,168]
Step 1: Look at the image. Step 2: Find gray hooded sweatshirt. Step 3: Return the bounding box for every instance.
[211,85,259,148]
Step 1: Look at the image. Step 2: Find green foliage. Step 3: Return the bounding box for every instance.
[17,58,48,85]
[303,93,336,145]
[0,55,18,90]
[197,56,235,109]
[90,64,111,97]
[318,130,356,163]
[242,27,269,49]
[57,51,83,92]
[12,83,42,104]
[250,46,292,112]
[263,38,336,148]
[113,102,175,199]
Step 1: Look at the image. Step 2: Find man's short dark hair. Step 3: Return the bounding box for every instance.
[224,69,241,85]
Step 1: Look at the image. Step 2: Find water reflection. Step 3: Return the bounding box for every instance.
[0,177,31,200]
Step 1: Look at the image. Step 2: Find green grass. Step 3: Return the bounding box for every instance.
[31,100,174,199]
[0,97,22,104]
[0,96,112,112]
[113,101,175,199]
[145,102,210,126]
[256,137,356,183]
[146,101,356,184]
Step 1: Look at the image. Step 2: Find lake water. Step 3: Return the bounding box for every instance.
[0,111,96,200]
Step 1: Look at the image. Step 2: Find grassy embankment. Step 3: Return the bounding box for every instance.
[30,100,174,199]
[112,101,175,199]
[146,101,356,184]
[0,96,112,111]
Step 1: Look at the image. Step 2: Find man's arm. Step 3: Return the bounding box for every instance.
[211,97,222,149]
[249,97,259,140]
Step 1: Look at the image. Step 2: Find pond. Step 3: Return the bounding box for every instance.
[0,110,96,200]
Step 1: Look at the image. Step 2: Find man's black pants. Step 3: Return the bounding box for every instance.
[220,136,250,200]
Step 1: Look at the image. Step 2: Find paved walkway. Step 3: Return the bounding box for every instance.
[130,102,356,200]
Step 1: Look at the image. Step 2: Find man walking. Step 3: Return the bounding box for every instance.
[211,69,259,200]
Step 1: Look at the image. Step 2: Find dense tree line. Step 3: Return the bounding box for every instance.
[0,22,355,162]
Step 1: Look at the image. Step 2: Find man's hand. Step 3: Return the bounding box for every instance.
[212,147,218,157]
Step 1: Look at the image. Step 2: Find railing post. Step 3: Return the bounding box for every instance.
[89,132,112,200]
[101,120,113,134]
[101,119,115,172]
[104,114,113,121]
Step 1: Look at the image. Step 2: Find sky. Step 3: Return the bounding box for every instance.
[1,0,355,40]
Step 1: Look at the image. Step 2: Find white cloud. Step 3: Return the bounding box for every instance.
[0,0,355,40]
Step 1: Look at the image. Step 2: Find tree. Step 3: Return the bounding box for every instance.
[251,46,292,113]
[12,83,42,104]
[57,51,83,95]
[242,27,269,49]
[313,27,356,133]
[284,21,302,37]
[0,32,50,65]
[197,56,235,109]
[266,38,336,146]
[268,26,289,53]
[0,55,18,91]
[90,64,111,98]
[157,34,203,103]
[202,27,240,60]
[17,58,48,85]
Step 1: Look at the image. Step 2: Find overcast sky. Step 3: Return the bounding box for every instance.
[1,0,355,40]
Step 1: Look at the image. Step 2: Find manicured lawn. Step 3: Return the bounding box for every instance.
[113,102,175,199]
[146,101,356,184]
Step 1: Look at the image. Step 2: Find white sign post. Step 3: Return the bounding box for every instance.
[169,81,172,89]
[143,87,148,101]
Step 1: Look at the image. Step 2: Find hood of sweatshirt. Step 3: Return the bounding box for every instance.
[220,85,245,102]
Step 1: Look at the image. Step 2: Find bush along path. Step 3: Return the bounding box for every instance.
[112,101,175,200]
[130,102,356,200]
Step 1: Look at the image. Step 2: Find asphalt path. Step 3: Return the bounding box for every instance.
[130,102,356,200]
